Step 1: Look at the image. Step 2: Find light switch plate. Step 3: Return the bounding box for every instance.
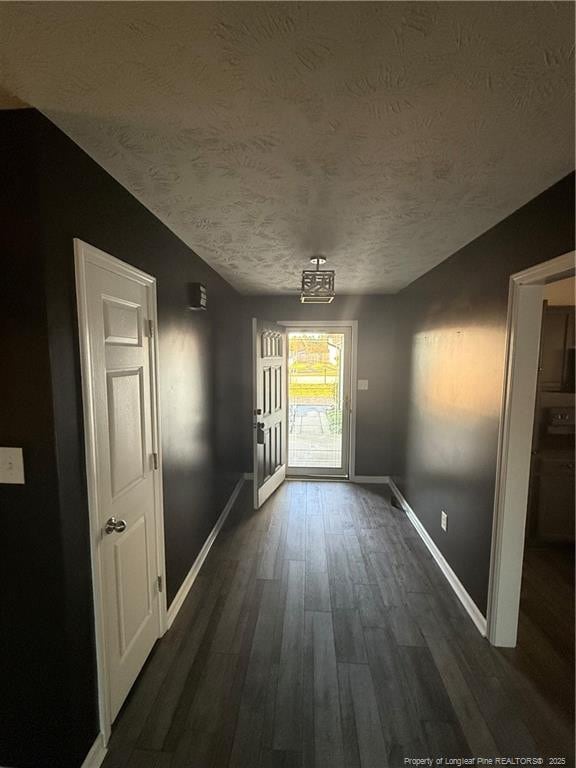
[358,379,369,390]
[0,447,25,484]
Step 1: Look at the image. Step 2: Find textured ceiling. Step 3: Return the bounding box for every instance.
[0,2,574,294]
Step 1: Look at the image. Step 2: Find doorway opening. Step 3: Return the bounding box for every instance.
[286,326,352,477]
[514,275,575,721]
[488,251,575,649]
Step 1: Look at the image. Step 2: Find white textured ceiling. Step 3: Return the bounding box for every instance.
[0,2,574,294]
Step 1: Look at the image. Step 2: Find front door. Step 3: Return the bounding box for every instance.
[82,246,163,723]
[253,319,287,508]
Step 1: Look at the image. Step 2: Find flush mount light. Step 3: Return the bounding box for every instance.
[300,256,335,304]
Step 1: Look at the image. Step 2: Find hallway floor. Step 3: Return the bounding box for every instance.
[101,481,574,768]
[514,544,575,725]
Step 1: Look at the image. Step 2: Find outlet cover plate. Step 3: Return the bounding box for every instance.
[441,510,448,532]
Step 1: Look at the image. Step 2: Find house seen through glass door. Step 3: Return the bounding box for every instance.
[287,327,351,476]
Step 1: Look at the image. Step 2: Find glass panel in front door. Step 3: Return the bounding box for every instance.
[288,331,346,470]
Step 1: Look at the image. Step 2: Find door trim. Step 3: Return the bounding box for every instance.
[74,239,167,744]
[487,250,575,647]
[278,320,358,479]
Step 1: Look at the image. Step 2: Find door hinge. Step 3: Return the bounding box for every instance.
[152,452,159,470]
[147,319,154,337]
[157,575,163,593]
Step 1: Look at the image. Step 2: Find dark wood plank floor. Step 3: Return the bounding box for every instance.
[102,481,575,768]
[512,544,575,724]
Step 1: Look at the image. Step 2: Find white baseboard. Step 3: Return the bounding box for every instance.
[167,477,245,629]
[351,475,390,484]
[80,733,107,768]
[388,479,487,637]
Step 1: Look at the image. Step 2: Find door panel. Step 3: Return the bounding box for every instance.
[114,516,152,655]
[107,368,147,496]
[253,319,287,508]
[86,259,161,722]
[103,297,142,346]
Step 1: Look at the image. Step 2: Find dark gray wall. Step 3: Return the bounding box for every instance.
[0,109,245,768]
[247,296,398,476]
[393,173,575,615]
[0,109,72,768]
[36,112,245,605]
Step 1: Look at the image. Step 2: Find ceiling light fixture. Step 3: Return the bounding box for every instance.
[300,256,335,304]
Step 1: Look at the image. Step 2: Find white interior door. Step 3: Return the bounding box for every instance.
[253,319,287,509]
[82,247,164,723]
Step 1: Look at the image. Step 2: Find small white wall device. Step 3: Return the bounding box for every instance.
[0,447,25,484]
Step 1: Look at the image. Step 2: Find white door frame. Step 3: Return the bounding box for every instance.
[487,250,575,647]
[278,320,358,479]
[74,239,167,744]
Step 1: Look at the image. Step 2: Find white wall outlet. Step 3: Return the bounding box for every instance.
[358,379,369,390]
[0,447,25,484]
[441,510,448,532]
